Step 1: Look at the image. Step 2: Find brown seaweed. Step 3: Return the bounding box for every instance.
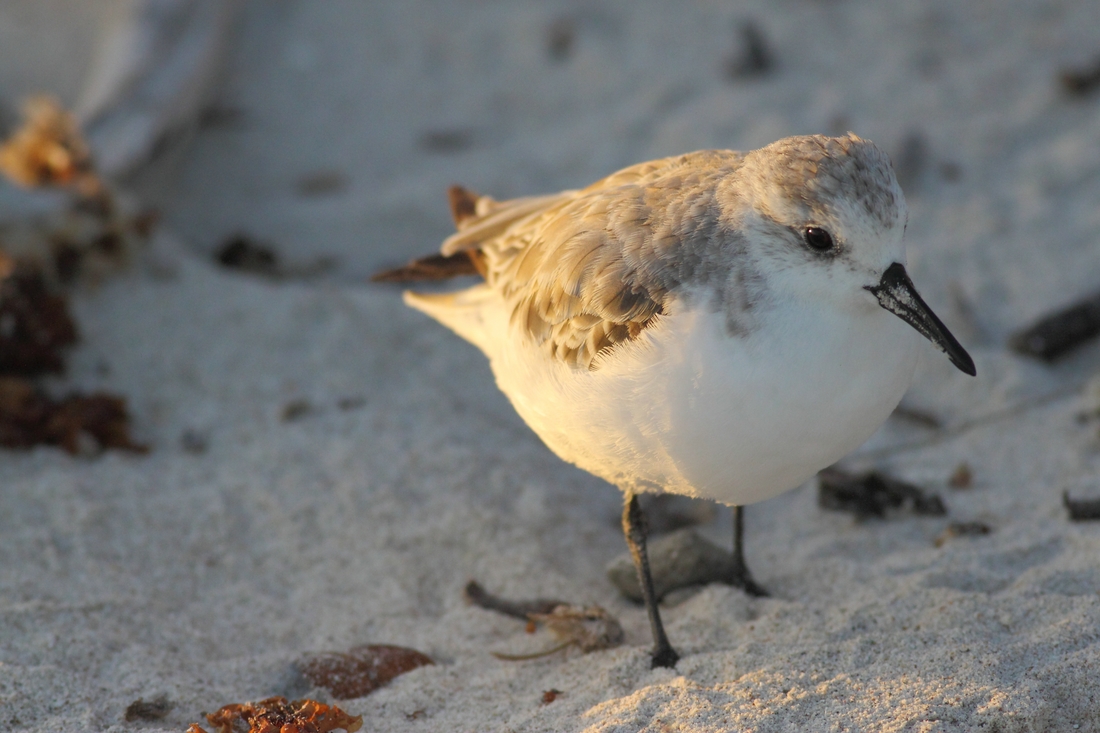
[0,271,78,376]
[0,377,147,454]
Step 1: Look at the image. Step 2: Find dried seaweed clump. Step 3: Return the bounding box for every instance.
[0,272,146,454]
[0,97,149,455]
[298,644,434,700]
[187,697,362,733]
[0,95,155,286]
[0,377,147,454]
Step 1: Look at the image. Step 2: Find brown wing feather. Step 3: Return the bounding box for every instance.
[371,251,484,282]
[447,185,480,226]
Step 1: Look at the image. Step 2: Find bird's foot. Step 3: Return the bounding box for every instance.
[729,568,769,598]
[650,643,680,669]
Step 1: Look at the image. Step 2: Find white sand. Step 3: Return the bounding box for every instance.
[5,1,1100,731]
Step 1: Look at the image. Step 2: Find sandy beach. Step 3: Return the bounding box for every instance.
[4,1,1100,731]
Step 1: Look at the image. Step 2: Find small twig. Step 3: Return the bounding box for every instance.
[463,580,565,620]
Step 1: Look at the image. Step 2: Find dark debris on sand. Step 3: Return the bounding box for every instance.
[124,695,173,722]
[724,20,774,80]
[1008,288,1100,362]
[215,234,280,275]
[818,466,946,519]
[1063,491,1100,521]
[1060,55,1100,97]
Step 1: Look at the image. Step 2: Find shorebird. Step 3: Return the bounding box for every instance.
[374,133,975,668]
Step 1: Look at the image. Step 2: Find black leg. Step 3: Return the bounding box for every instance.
[730,505,768,597]
[622,492,679,668]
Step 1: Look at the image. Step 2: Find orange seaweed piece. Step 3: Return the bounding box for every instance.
[0,96,94,190]
[187,696,361,733]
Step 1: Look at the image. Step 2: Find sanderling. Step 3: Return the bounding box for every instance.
[375,133,975,668]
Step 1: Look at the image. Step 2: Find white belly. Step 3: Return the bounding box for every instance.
[487,295,920,506]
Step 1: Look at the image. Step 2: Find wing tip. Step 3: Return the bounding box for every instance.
[371,252,482,283]
[448,185,480,227]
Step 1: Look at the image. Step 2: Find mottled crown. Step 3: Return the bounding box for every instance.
[741,133,903,232]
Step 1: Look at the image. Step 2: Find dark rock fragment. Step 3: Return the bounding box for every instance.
[607,528,736,602]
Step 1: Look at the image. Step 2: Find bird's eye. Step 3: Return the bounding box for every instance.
[804,227,835,252]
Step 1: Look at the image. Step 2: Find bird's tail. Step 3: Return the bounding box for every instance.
[402,285,499,354]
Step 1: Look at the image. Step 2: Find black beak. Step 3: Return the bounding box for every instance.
[865,262,976,377]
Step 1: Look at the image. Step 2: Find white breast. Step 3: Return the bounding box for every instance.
[489,294,920,506]
[654,300,919,504]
